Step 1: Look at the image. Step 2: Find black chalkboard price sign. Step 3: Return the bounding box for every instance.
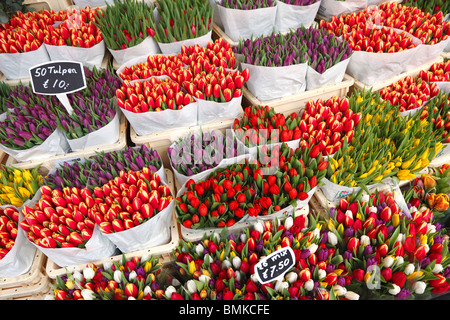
[254,246,296,284]
[29,60,86,95]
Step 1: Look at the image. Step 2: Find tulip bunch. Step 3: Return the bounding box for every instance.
[173,212,359,300]
[178,38,237,71]
[234,26,352,73]
[420,92,450,144]
[326,89,440,187]
[168,130,240,177]
[299,97,362,156]
[58,66,121,140]
[249,143,328,216]
[341,26,417,53]
[153,0,213,44]
[0,84,60,150]
[221,0,275,10]
[182,67,248,102]
[404,0,450,16]
[279,0,320,5]
[0,206,20,260]
[44,145,163,191]
[0,166,42,207]
[379,75,440,113]
[0,15,44,53]
[175,161,256,229]
[118,55,184,82]
[19,184,96,249]
[52,254,180,300]
[326,189,450,299]
[0,81,10,114]
[233,105,302,148]
[117,77,195,113]
[45,7,103,48]
[94,0,157,50]
[418,60,450,83]
[95,169,172,234]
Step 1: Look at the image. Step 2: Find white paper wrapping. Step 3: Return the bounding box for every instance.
[240,62,308,101]
[0,129,70,163]
[108,36,160,66]
[306,57,350,90]
[101,195,175,253]
[44,40,106,69]
[122,100,198,136]
[65,110,121,152]
[72,0,114,7]
[0,44,50,80]
[215,4,278,42]
[431,143,450,167]
[318,0,367,18]
[157,31,213,55]
[345,28,423,86]
[320,177,376,202]
[32,224,117,267]
[196,95,243,125]
[275,0,322,33]
[0,206,36,278]
[414,37,450,68]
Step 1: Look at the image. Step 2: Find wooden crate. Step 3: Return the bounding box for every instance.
[0,250,50,300]
[349,56,444,94]
[212,23,239,48]
[45,169,180,280]
[242,74,354,115]
[3,113,127,175]
[130,116,239,170]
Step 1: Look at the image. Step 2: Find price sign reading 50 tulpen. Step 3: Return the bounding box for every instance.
[254,247,296,284]
[29,61,86,114]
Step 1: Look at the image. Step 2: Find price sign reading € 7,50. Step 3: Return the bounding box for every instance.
[254,246,296,285]
[29,61,87,114]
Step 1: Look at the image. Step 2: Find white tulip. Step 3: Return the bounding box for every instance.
[140,253,151,263]
[253,221,264,234]
[388,284,401,296]
[275,280,289,293]
[312,228,320,239]
[327,231,338,246]
[235,271,241,282]
[172,278,181,286]
[344,291,360,300]
[186,280,197,293]
[432,264,444,274]
[412,281,427,294]
[397,233,404,244]
[404,263,415,276]
[199,274,211,284]
[318,269,326,280]
[360,235,370,247]
[409,206,417,213]
[368,206,377,213]
[332,285,347,297]
[72,270,83,282]
[144,286,152,297]
[251,273,259,283]
[195,243,204,256]
[83,267,95,280]
[285,271,298,284]
[222,259,232,269]
[393,256,404,267]
[240,233,247,243]
[427,223,436,234]
[308,243,318,254]
[284,217,293,230]
[304,279,314,291]
[165,285,177,298]
[361,194,370,203]
[345,210,353,217]
[232,256,242,269]
[114,270,123,283]
[128,270,137,282]
[81,289,96,300]
[128,297,136,300]
[382,256,394,268]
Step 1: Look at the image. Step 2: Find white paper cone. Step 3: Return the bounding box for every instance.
[45,41,106,69]
[215,4,278,42]
[240,62,308,101]
[196,95,243,125]
[306,57,350,90]
[0,44,50,80]
[275,0,321,32]
[318,0,367,18]
[108,36,160,66]
[0,129,70,163]
[157,31,213,54]
[320,177,377,202]
[414,37,450,67]
[72,0,114,7]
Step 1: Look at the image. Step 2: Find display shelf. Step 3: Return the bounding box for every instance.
[349,56,444,94]
[0,250,50,300]
[45,168,180,280]
[3,113,127,175]
[242,74,354,115]
[130,115,240,170]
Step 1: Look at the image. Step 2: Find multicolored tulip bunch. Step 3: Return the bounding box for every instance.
[93,0,156,50]
[0,166,42,207]
[176,161,256,229]
[52,254,179,300]
[221,0,275,10]
[168,130,240,177]
[379,75,440,113]
[0,206,20,260]
[233,105,303,148]
[299,97,362,156]
[117,77,196,113]
[44,145,163,191]
[118,55,184,82]
[153,0,213,44]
